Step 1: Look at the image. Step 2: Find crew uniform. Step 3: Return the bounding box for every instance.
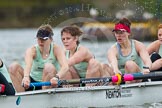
[27,44,60,90]
[66,45,88,78]
[116,39,143,74]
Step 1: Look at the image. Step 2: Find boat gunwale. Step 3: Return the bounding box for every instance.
[15,81,162,96]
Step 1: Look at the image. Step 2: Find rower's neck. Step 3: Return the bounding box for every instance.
[69,45,78,56]
[41,44,51,57]
[120,40,131,49]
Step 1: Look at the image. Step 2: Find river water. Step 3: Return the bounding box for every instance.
[0,28,161,108]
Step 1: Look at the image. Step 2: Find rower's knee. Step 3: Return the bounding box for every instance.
[125,60,137,72]
[102,64,114,76]
[43,63,56,75]
[159,59,162,67]
[8,62,21,75]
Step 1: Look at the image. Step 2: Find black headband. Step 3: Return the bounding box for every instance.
[36,29,53,39]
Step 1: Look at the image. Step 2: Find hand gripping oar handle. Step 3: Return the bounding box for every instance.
[30,82,51,87]
[29,76,118,87]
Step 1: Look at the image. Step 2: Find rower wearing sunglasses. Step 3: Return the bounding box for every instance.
[9,24,69,92]
[107,18,152,83]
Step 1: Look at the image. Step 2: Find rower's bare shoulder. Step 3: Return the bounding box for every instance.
[25,46,36,58]
[134,40,143,44]
[78,46,88,51]
[108,44,117,53]
[77,46,93,59]
[133,40,147,53]
[134,40,146,48]
[53,44,64,56]
[53,44,62,51]
[25,46,36,53]
[148,40,160,47]
[147,40,160,53]
[77,46,89,55]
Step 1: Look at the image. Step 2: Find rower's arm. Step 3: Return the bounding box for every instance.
[146,40,159,55]
[136,41,152,70]
[107,46,121,74]
[54,45,69,79]
[24,47,35,77]
[68,47,91,66]
[22,47,35,88]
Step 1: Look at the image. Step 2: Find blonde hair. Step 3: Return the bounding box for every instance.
[158,24,162,29]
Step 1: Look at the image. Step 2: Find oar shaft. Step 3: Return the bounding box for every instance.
[59,77,115,85]
[29,76,117,87]
[124,72,162,81]
[29,72,162,87]
[80,77,113,84]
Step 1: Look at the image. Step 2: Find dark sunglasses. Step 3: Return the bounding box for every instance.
[113,30,126,34]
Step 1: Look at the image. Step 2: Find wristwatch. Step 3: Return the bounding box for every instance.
[143,66,150,70]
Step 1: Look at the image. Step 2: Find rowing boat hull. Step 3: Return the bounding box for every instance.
[1,81,162,108]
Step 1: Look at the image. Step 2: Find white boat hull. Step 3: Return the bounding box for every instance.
[1,81,162,108]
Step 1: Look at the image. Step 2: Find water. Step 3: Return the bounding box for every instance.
[0,29,36,66]
[0,28,161,108]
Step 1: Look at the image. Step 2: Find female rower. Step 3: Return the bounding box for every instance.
[9,24,69,92]
[107,18,152,83]
[0,59,15,95]
[147,24,162,71]
[50,26,112,86]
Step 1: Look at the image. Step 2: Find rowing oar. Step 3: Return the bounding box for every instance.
[123,72,162,81]
[29,72,162,87]
[29,75,120,87]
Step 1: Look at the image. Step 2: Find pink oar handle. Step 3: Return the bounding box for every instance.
[112,75,118,82]
[123,74,134,81]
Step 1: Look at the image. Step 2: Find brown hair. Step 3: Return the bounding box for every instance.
[116,18,131,29]
[61,26,83,45]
